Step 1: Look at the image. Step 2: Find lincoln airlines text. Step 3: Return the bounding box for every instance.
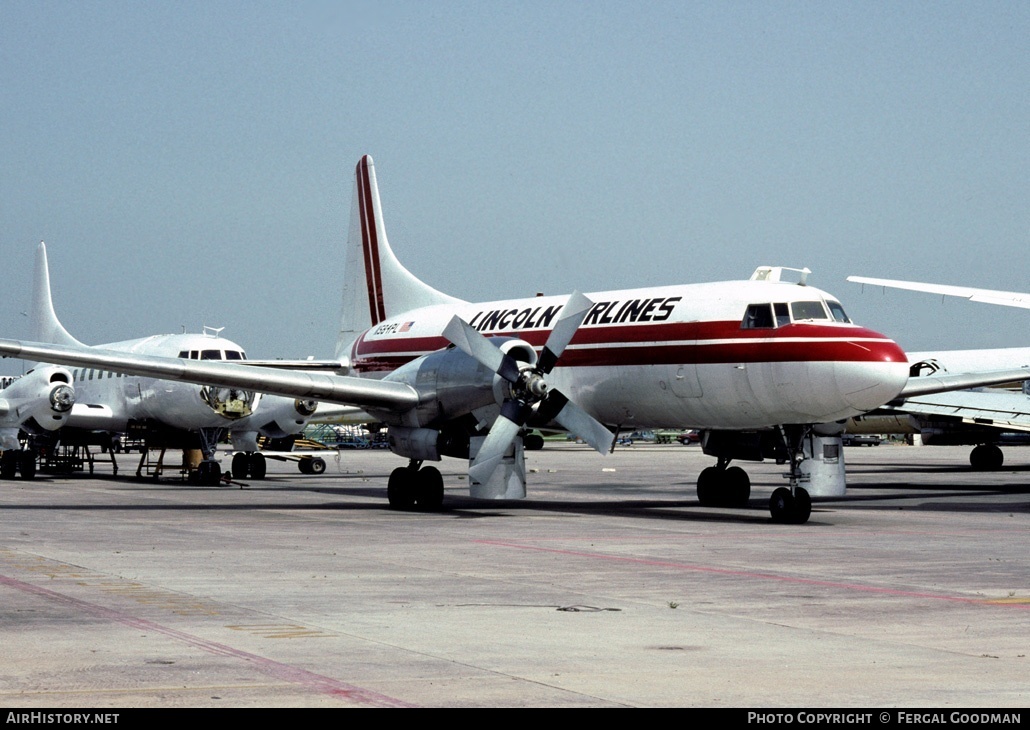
[468,296,683,333]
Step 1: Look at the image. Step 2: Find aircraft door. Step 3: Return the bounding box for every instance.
[669,363,702,398]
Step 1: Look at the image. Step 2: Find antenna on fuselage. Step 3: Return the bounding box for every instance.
[203,325,225,338]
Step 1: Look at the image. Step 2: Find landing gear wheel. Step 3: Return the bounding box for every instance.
[969,444,1003,471]
[231,452,250,479]
[195,460,222,487]
[415,466,444,511]
[249,453,266,480]
[1,451,19,479]
[696,466,719,506]
[523,434,545,451]
[724,466,750,507]
[18,451,36,480]
[308,457,326,475]
[791,487,812,524]
[298,458,312,474]
[387,467,417,510]
[770,487,795,523]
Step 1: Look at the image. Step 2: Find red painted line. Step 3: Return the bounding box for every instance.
[0,572,415,707]
[358,156,386,326]
[472,540,1030,609]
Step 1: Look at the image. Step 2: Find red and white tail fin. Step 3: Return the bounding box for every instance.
[336,155,464,362]
[29,242,85,348]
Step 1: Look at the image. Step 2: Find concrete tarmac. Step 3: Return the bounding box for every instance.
[0,441,1027,708]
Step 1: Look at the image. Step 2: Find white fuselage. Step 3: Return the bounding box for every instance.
[63,333,259,432]
[349,280,911,430]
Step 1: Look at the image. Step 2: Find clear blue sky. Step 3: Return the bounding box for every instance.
[1,1,1026,373]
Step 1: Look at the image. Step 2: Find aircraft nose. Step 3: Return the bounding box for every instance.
[837,334,910,412]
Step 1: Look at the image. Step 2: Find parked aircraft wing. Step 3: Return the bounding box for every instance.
[897,368,1030,399]
[0,339,418,413]
[879,388,1030,433]
[847,276,1030,310]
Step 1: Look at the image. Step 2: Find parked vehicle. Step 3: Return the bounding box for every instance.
[842,433,881,446]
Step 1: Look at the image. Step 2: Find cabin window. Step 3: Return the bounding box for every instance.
[742,304,775,329]
[790,301,829,321]
[827,300,851,323]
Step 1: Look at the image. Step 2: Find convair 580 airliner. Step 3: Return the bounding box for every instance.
[3,157,1026,522]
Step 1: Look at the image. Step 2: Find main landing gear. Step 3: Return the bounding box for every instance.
[0,450,36,480]
[969,443,1003,471]
[696,459,751,507]
[388,460,444,512]
[231,451,267,480]
[695,426,817,524]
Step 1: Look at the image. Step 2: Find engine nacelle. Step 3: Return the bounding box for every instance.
[387,425,472,461]
[379,337,538,428]
[247,394,320,439]
[0,365,76,434]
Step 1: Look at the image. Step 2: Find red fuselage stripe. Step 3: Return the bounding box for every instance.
[350,321,906,372]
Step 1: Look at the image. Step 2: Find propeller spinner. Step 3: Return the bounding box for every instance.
[442,291,615,484]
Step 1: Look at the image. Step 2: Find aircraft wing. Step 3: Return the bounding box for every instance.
[0,339,418,413]
[847,276,1030,310]
[877,388,1030,433]
[897,367,1030,399]
[242,358,349,372]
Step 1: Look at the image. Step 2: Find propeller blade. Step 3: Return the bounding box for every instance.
[546,390,615,455]
[443,316,521,383]
[468,400,532,484]
[537,291,593,374]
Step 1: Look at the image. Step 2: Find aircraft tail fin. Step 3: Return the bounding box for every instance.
[336,155,464,363]
[30,242,85,348]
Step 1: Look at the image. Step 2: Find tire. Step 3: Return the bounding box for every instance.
[1,452,18,479]
[18,452,36,480]
[308,457,326,475]
[416,466,444,511]
[231,452,250,479]
[969,444,1003,471]
[387,467,416,510]
[724,466,750,507]
[249,453,266,480]
[790,488,812,524]
[696,466,718,506]
[769,487,795,523]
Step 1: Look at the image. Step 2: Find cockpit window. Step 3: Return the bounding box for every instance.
[774,303,790,327]
[742,304,775,329]
[224,350,245,360]
[790,301,829,321]
[201,350,222,360]
[826,300,851,323]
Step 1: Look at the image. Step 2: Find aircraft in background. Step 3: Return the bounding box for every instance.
[848,275,1030,469]
[4,158,1029,522]
[18,242,322,483]
[0,366,75,478]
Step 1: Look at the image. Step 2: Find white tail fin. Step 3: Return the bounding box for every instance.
[335,156,464,362]
[30,242,84,348]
